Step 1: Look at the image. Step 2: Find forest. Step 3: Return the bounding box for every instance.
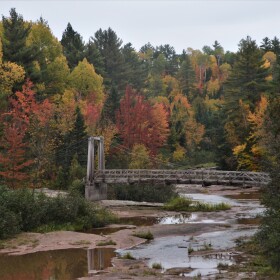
[1,8,280,189]
[1,8,280,271]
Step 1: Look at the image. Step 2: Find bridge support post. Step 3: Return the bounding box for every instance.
[85,136,107,201]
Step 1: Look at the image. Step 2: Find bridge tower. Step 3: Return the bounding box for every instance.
[85,136,107,201]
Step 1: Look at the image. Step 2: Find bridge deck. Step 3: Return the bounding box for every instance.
[92,169,270,186]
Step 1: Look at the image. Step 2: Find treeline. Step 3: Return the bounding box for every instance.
[0,8,280,189]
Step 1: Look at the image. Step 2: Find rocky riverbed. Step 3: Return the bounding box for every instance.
[0,185,264,279]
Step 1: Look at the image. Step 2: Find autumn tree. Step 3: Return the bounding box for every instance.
[69,58,104,103]
[116,86,169,154]
[0,38,25,110]
[0,80,39,187]
[222,36,270,169]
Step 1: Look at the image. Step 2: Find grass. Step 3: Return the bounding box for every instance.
[152,262,162,269]
[133,230,154,240]
[188,244,194,254]
[163,196,231,212]
[69,240,91,246]
[121,252,135,260]
[96,240,116,246]
[199,241,212,251]
[217,262,229,270]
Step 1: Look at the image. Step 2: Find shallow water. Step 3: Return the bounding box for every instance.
[0,248,116,280]
[117,227,255,277]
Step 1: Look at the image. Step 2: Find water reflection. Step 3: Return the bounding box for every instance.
[87,248,116,273]
[0,248,116,280]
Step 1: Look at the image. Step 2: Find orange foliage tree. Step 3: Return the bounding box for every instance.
[116,86,169,154]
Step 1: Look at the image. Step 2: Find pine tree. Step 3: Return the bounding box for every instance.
[61,23,85,70]
[93,28,125,88]
[55,106,88,188]
[2,8,38,79]
[84,38,105,76]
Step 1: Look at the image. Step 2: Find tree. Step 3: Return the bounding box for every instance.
[2,8,37,78]
[44,55,70,95]
[69,58,104,103]
[61,23,85,70]
[177,54,196,99]
[0,80,40,187]
[116,86,169,154]
[122,42,146,91]
[85,38,105,76]
[55,106,88,187]
[129,144,151,169]
[93,28,124,88]
[223,36,270,168]
[0,121,33,188]
[0,42,25,110]
[257,96,280,270]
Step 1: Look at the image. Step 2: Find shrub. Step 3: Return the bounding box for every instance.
[164,196,231,212]
[163,196,193,211]
[0,186,116,239]
[133,230,154,240]
[108,183,178,203]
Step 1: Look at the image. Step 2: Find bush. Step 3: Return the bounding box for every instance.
[164,196,231,212]
[108,183,178,203]
[0,186,116,239]
[164,196,193,211]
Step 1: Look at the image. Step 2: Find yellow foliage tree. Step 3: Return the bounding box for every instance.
[129,144,151,169]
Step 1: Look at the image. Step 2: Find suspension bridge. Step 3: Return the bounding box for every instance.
[85,136,270,201]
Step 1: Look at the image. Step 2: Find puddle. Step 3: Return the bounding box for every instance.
[119,213,196,226]
[224,191,262,200]
[0,248,116,280]
[86,226,130,235]
[119,216,158,226]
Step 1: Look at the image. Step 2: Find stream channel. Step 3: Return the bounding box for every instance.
[0,187,264,279]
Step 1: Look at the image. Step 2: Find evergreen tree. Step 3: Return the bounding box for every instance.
[61,23,85,70]
[257,97,280,270]
[55,107,88,187]
[2,8,38,79]
[122,43,146,91]
[177,54,196,99]
[93,28,124,88]
[84,38,105,76]
[260,37,272,52]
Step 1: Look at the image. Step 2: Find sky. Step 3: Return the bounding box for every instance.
[1,0,280,53]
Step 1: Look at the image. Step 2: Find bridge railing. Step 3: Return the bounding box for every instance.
[92,169,270,186]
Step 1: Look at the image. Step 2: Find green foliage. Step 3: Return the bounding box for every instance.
[96,240,116,246]
[163,196,193,211]
[108,183,178,203]
[121,252,135,260]
[133,230,154,240]
[61,23,85,70]
[164,196,231,212]
[152,263,162,269]
[0,186,116,239]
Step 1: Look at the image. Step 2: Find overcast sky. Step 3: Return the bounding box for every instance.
[1,1,280,53]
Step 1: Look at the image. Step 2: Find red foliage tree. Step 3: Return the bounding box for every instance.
[0,117,33,188]
[116,86,169,154]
